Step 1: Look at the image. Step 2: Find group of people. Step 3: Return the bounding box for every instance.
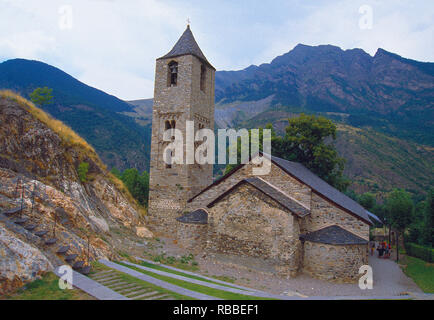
[370,241,392,258]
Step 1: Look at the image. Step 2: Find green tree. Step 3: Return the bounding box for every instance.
[421,189,433,246]
[120,168,149,206]
[110,167,121,179]
[272,114,349,191]
[29,87,53,105]
[77,162,89,183]
[385,189,414,259]
[359,192,376,211]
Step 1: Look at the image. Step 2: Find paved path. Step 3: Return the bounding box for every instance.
[54,266,129,300]
[123,260,297,300]
[136,257,257,292]
[99,259,221,300]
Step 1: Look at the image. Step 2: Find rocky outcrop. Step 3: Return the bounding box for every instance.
[0,95,152,294]
[0,225,53,294]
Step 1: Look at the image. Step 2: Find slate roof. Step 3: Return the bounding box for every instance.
[158,25,215,70]
[269,155,372,225]
[299,225,368,245]
[188,153,373,225]
[207,177,310,218]
[176,208,208,224]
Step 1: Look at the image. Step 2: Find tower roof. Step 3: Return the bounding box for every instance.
[158,25,215,70]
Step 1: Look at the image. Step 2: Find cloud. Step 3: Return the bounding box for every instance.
[0,0,432,99]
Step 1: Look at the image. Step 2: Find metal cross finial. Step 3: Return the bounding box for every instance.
[187,18,190,26]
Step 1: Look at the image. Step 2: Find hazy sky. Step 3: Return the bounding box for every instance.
[0,0,433,100]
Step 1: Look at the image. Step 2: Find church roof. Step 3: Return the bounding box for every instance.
[207,177,310,218]
[299,225,368,245]
[158,25,215,70]
[188,153,373,225]
[176,208,208,224]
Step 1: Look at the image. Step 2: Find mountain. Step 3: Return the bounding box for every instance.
[0,91,152,294]
[0,59,151,171]
[215,45,434,146]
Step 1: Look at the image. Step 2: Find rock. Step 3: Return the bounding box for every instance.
[0,225,53,295]
[89,215,110,233]
[136,226,153,238]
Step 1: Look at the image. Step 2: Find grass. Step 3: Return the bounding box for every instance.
[90,261,193,300]
[2,272,93,300]
[399,254,434,293]
[0,90,97,162]
[117,261,273,300]
[137,260,241,290]
[144,251,200,272]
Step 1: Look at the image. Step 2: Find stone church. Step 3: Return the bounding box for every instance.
[148,26,375,282]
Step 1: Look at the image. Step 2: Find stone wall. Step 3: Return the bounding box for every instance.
[300,192,369,240]
[148,53,215,235]
[188,159,311,211]
[176,221,208,253]
[302,241,368,282]
[206,183,301,277]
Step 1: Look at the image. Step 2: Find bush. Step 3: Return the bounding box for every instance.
[405,243,434,263]
[77,162,89,183]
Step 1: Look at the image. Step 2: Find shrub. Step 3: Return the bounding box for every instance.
[77,162,89,183]
[405,243,434,263]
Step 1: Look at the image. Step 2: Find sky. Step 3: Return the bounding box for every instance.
[0,0,433,100]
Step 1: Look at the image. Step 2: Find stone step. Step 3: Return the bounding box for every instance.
[109,283,138,291]
[34,230,48,237]
[107,281,130,289]
[125,288,153,298]
[92,271,116,279]
[65,254,78,262]
[3,206,25,216]
[132,291,161,300]
[118,285,144,294]
[72,261,85,270]
[24,224,37,231]
[45,238,57,245]
[144,294,169,300]
[98,277,124,285]
[14,217,29,225]
[80,266,92,275]
[57,245,70,254]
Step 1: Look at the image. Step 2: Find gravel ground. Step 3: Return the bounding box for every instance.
[145,237,423,297]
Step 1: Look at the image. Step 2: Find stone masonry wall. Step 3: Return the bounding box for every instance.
[206,183,301,277]
[148,53,215,235]
[300,193,370,240]
[176,221,208,253]
[187,158,311,212]
[302,241,368,282]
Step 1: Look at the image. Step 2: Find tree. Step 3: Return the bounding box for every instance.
[359,192,376,211]
[29,87,53,106]
[272,114,349,191]
[110,167,121,179]
[120,168,149,206]
[77,162,89,183]
[385,189,414,260]
[421,189,433,246]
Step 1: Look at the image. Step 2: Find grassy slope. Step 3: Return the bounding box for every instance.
[117,262,272,300]
[138,260,241,290]
[399,255,434,293]
[2,273,94,300]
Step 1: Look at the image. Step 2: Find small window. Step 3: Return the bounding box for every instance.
[168,61,178,86]
[165,120,176,130]
[200,64,206,91]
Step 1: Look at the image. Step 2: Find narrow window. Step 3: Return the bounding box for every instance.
[168,61,178,86]
[200,64,206,91]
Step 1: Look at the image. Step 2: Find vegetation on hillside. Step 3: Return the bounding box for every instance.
[111,168,150,207]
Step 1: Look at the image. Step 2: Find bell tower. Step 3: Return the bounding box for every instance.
[148,25,215,234]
